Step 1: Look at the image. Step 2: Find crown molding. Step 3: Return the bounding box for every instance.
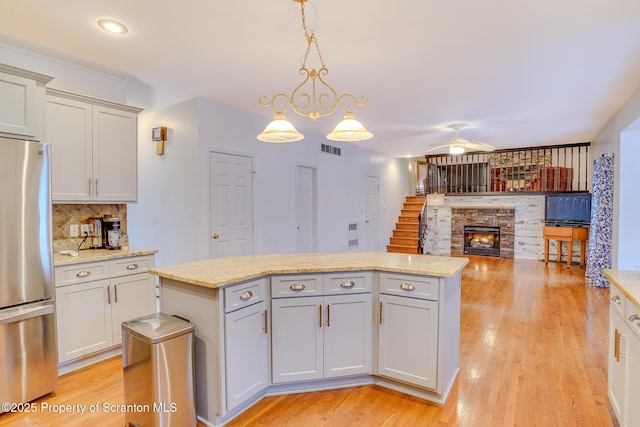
[0,34,131,82]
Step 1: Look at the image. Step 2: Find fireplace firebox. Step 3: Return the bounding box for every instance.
[464,225,500,257]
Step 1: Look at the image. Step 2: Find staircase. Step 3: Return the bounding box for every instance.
[386,195,425,254]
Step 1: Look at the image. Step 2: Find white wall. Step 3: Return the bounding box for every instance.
[129,98,409,267]
[591,86,640,269]
[618,129,640,270]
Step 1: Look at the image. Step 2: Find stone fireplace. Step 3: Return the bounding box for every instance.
[451,206,515,258]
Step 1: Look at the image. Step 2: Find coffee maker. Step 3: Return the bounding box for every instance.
[102,215,124,250]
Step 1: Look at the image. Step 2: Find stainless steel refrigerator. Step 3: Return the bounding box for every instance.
[0,136,57,407]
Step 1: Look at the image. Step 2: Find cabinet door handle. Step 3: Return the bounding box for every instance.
[611,295,621,305]
[114,284,118,303]
[240,291,253,301]
[95,178,99,196]
[88,178,92,195]
[126,264,139,270]
[379,302,383,325]
[319,304,322,328]
[76,271,91,278]
[263,309,268,334]
[614,328,621,362]
[290,283,306,291]
[400,283,415,291]
[107,285,111,305]
[340,280,355,288]
[327,304,330,327]
[629,314,640,328]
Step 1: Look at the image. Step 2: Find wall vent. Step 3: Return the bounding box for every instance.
[348,222,359,249]
[321,143,341,156]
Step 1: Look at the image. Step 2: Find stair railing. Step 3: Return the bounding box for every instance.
[417,196,428,254]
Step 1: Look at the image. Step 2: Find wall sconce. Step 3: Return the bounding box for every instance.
[152,126,167,155]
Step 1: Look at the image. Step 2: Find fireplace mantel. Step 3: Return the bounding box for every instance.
[450,205,516,210]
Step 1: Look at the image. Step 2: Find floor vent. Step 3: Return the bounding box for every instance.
[348,222,359,249]
[321,143,341,156]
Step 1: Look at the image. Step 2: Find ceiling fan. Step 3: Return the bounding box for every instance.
[426,124,496,155]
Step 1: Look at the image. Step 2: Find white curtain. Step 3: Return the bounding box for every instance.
[586,153,614,288]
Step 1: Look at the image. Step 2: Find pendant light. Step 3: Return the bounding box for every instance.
[257,0,372,143]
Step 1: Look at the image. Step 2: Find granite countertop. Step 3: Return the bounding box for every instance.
[150,252,469,289]
[53,246,158,266]
[604,270,640,309]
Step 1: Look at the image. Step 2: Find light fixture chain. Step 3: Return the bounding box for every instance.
[299,0,326,69]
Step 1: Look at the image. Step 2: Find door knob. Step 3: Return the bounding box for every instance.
[212,233,219,239]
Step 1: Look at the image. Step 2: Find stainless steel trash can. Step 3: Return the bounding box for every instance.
[122,312,196,427]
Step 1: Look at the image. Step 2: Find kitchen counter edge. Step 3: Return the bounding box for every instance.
[150,253,469,289]
[53,246,158,267]
[604,269,640,309]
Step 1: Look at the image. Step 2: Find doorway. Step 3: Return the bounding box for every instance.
[209,151,254,258]
[365,176,380,251]
[295,165,316,253]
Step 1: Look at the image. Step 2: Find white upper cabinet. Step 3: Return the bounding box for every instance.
[0,64,53,140]
[46,89,142,203]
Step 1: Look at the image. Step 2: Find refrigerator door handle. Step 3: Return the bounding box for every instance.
[0,302,54,324]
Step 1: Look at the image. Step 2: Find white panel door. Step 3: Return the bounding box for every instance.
[323,293,372,378]
[271,296,323,383]
[365,176,380,251]
[210,152,254,258]
[378,293,438,390]
[295,165,316,253]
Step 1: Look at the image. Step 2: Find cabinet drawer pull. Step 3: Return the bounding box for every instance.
[263,309,268,334]
[240,291,253,301]
[611,295,622,305]
[400,283,415,291]
[290,283,306,291]
[340,280,355,288]
[76,271,91,278]
[629,314,640,327]
[126,263,139,270]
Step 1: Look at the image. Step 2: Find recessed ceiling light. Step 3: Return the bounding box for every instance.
[97,19,128,34]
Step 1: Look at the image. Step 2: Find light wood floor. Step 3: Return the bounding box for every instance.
[0,256,617,426]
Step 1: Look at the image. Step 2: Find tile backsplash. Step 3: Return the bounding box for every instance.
[52,204,128,250]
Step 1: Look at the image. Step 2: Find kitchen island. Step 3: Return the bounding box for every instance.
[152,252,468,426]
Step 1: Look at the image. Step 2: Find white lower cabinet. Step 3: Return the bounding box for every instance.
[608,283,640,427]
[54,255,156,366]
[56,278,113,361]
[271,273,373,384]
[378,293,438,389]
[224,296,269,412]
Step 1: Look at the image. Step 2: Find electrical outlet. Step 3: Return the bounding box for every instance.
[80,224,90,236]
[69,224,79,237]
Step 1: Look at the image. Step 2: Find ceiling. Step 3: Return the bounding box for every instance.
[2,0,640,158]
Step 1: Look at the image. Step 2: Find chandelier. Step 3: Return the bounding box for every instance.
[257,0,373,143]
